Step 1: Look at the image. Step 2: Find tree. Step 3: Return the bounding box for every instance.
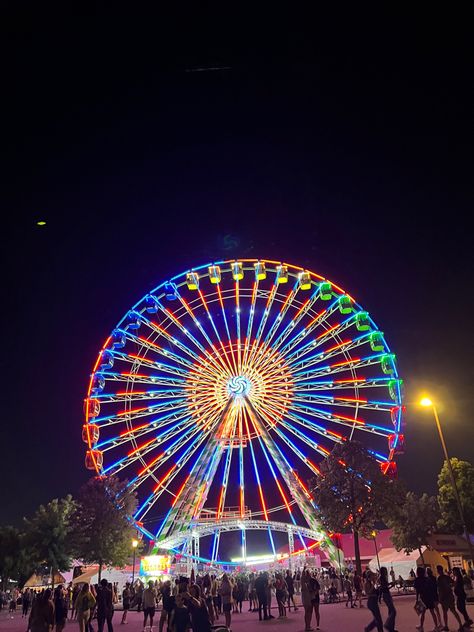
[73,476,138,580]
[310,441,402,574]
[386,491,439,565]
[24,496,77,589]
[438,458,474,534]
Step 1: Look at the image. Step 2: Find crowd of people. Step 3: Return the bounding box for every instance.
[1,563,472,632]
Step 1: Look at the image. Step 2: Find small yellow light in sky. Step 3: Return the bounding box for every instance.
[420,397,433,407]
[37,220,46,226]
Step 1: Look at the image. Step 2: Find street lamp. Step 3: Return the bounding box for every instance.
[371,530,381,571]
[132,538,139,585]
[420,396,474,567]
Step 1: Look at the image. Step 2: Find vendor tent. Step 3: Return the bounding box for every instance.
[24,571,66,588]
[368,546,447,579]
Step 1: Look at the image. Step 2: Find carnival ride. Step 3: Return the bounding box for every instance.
[83,259,404,568]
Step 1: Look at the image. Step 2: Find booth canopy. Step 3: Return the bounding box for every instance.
[24,572,66,587]
[368,546,447,579]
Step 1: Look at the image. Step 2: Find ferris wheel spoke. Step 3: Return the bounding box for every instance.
[97,372,185,387]
[280,303,352,358]
[130,425,211,497]
[245,283,279,367]
[152,300,231,378]
[241,280,260,369]
[174,290,234,376]
[292,352,388,379]
[292,392,393,412]
[215,283,239,375]
[104,418,200,478]
[270,285,329,354]
[96,411,195,453]
[287,400,394,436]
[284,326,370,368]
[197,289,238,375]
[108,350,188,378]
[135,408,226,521]
[92,399,189,427]
[114,327,196,371]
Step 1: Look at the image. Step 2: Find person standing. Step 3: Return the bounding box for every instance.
[184,584,211,632]
[364,571,383,632]
[436,565,463,631]
[426,567,442,626]
[22,588,33,618]
[218,573,232,628]
[121,582,131,624]
[301,569,318,632]
[54,585,69,632]
[29,589,55,632]
[379,567,397,632]
[453,567,473,628]
[96,579,114,632]
[142,580,157,632]
[254,572,269,621]
[75,584,96,632]
[285,569,298,612]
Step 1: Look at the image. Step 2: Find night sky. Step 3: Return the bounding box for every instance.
[1,4,473,527]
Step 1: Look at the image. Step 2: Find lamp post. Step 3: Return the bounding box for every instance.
[132,538,139,585]
[371,530,381,571]
[420,396,474,567]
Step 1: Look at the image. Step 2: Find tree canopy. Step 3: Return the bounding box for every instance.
[310,440,401,573]
[73,475,138,579]
[438,458,474,534]
[23,495,77,588]
[386,491,439,564]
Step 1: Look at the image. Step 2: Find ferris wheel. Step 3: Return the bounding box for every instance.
[83,259,404,567]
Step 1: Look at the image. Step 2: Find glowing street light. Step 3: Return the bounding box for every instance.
[371,530,381,571]
[419,395,474,567]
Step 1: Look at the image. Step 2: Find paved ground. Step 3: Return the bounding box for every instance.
[1,595,472,632]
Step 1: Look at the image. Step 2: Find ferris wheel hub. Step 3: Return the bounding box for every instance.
[227,375,251,398]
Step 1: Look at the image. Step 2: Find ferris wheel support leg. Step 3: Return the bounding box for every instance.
[241,527,247,567]
[186,537,193,577]
[244,396,344,569]
[193,534,200,567]
[288,527,294,571]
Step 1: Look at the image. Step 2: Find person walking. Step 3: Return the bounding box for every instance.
[436,566,463,632]
[142,580,157,632]
[354,571,364,608]
[379,566,397,632]
[414,566,440,631]
[364,571,383,632]
[75,584,96,632]
[218,573,233,629]
[285,570,298,612]
[344,575,354,608]
[54,585,69,632]
[426,567,442,627]
[453,567,473,628]
[96,579,114,632]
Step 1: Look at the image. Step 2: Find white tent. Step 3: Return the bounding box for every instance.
[368,546,447,579]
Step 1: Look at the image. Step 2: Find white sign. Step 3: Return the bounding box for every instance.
[449,555,463,569]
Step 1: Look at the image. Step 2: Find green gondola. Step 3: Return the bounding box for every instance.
[355,311,371,331]
[369,331,385,351]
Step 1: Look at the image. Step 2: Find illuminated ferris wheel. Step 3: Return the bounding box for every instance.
[83,259,404,567]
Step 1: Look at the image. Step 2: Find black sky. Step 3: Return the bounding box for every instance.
[1,3,473,526]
